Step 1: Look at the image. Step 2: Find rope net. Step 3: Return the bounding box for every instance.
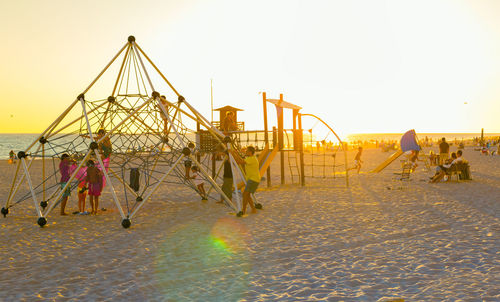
[3,39,240,225]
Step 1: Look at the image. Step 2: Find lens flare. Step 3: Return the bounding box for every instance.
[154,218,252,300]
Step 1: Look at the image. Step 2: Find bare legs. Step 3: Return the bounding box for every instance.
[60,197,68,215]
[89,195,100,214]
[430,171,446,183]
[78,193,87,213]
[242,191,256,215]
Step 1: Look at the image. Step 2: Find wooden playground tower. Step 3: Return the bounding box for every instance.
[261,92,349,187]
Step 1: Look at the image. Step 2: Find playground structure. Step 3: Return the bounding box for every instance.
[1,36,258,228]
[371,129,422,173]
[224,92,350,188]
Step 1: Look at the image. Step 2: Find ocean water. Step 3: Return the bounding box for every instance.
[0,134,41,159]
[1,132,499,160]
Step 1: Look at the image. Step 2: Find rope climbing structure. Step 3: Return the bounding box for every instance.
[1,36,246,228]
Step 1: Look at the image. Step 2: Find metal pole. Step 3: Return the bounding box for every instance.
[24,99,79,152]
[5,143,43,209]
[211,79,213,124]
[278,94,285,185]
[112,44,131,96]
[20,157,43,217]
[298,113,305,186]
[134,43,180,96]
[82,42,129,95]
[132,42,155,92]
[42,144,46,202]
[43,150,92,217]
[128,154,185,219]
[190,154,238,211]
[4,160,21,209]
[80,97,126,219]
[158,97,238,211]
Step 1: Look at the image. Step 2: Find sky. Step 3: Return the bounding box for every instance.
[1,0,499,137]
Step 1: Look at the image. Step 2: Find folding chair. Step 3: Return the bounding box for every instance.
[389,162,412,190]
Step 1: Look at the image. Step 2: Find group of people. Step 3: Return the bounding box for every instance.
[429,150,467,183]
[428,137,469,183]
[59,129,112,215]
[58,155,104,215]
[184,141,261,216]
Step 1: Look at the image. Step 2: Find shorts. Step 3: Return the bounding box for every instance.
[88,182,103,196]
[184,160,192,168]
[60,182,71,198]
[244,179,259,194]
[221,177,233,198]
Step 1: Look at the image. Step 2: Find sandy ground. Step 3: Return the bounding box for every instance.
[0,146,499,301]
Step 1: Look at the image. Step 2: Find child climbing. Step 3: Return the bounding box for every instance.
[190,166,207,200]
[184,142,196,178]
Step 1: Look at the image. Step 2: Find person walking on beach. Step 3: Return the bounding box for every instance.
[86,160,103,215]
[348,147,363,174]
[8,150,15,163]
[230,146,259,215]
[59,154,75,215]
[439,137,449,165]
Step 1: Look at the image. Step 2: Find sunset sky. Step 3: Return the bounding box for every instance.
[1,0,499,136]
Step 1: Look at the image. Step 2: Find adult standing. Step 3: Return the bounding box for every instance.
[219,151,233,204]
[439,137,449,165]
[230,146,259,215]
[59,154,75,215]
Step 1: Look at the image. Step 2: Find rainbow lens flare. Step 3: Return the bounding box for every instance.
[154,217,252,300]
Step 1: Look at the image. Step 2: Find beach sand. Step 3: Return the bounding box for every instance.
[0,146,499,301]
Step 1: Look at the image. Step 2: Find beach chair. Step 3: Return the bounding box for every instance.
[457,162,472,180]
[418,153,431,171]
[389,162,412,190]
[447,164,461,182]
[447,162,472,182]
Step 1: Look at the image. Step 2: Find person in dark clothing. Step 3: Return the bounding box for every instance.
[219,152,233,204]
[439,137,450,165]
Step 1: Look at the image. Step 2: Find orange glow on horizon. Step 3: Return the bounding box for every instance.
[1,0,500,135]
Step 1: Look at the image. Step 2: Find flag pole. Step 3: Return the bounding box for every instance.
[210,79,214,124]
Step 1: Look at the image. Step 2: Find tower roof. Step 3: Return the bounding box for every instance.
[214,105,244,111]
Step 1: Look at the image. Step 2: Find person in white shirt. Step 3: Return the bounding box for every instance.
[430,152,458,183]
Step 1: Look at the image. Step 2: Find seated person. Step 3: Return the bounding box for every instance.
[455,150,467,163]
[481,144,489,155]
[430,152,458,183]
[454,150,472,180]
